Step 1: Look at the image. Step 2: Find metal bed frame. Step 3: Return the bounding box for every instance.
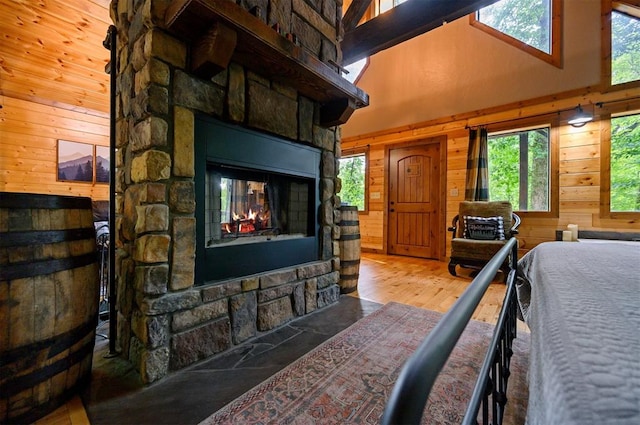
[381,238,520,425]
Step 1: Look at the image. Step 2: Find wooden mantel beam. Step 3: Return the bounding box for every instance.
[164,0,369,127]
[342,0,499,65]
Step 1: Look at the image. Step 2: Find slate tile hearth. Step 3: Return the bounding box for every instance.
[84,296,382,425]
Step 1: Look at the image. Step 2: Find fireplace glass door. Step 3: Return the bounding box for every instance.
[206,166,311,247]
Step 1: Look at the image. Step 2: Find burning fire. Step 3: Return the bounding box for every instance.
[224,209,271,234]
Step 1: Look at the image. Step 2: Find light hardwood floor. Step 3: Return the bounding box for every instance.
[34,252,517,425]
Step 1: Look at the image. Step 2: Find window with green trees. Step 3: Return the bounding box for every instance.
[611,6,640,85]
[609,113,640,212]
[338,153,367,211]
[471,0,561,67]
[487,127,551,211]
[477,0,550,52]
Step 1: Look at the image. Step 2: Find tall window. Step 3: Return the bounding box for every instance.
[487,126,552,212]
[611,6,640,85]
[470,0,562,67]
[338,151,368,211]
[607,112,640,213]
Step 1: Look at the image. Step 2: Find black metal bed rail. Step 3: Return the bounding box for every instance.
[380,238,519,425]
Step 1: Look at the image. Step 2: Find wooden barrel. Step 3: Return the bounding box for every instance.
[338,205,361,294]
[0,192,99,425]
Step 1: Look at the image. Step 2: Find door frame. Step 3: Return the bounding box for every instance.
[384,136,447,260]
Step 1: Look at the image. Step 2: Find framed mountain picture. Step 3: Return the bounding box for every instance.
[57,140,94,183]
[96,145,110,183]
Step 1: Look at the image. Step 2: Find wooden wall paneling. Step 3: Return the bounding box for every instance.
[344,93,640,260]
[4,98,109,136]
[560,144,600,162]
[592,217,639,229]
[561,129,600,148]
[359,211,384,251]
[2,111,108,146]
[0,97,109,199]
[559,173,600,187]
[3,96,108,124]
[359,146,385,251]
[560,158,601,174]
[559,186,601,201]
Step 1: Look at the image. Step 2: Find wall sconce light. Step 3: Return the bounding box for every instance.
[567,104,593,128]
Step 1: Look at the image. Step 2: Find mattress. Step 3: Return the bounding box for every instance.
[516,241,640,425]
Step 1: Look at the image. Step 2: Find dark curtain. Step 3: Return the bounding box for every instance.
[465,127,490,201]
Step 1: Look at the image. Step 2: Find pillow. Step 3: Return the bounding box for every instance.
[463,216,505,240]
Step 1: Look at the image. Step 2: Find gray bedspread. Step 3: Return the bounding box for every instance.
[516,241,640,425]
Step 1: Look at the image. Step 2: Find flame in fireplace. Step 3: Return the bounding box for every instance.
[224,209,271,234]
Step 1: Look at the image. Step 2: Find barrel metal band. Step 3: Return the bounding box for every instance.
[0,252,96,281]
[0,192,92,209]
[0,228,95,248]
[0,313,98,365]
[339,220,359,226]
[339,234,360,241]
[0,333,95,398]
[341,259,361,267]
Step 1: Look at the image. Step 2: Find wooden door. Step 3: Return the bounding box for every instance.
[388,142,441,259]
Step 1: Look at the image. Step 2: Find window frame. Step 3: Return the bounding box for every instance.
[485,115,560,218]
[599,105,640,219]
[469,0,563,68]
[339,147,370,214]
[602,0,640,91]
[376,0,408,15]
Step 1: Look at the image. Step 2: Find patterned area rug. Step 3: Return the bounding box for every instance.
[200,302,530,425]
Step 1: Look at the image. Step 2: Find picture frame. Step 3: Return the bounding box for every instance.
[57,140,94,183]
[95,145,110,184]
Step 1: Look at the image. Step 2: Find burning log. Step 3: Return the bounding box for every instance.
[221,208,272,237]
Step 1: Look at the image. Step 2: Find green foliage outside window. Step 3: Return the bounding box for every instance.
[487,128,550,211]
[477,0,551,53]
[339,154,366,211]
[610,114,640,212]
[612,10,640,85]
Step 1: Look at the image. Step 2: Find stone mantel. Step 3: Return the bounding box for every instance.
[163,0,369,126]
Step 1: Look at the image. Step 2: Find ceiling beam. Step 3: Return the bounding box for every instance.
[342,0,499,65]
[343,0,373,32]
[613,0,640,19]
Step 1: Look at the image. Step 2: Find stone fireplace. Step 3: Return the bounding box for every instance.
[111,0,367,383]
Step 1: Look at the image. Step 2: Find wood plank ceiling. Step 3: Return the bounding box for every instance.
[0,0,501,114]
[0,0,112,114]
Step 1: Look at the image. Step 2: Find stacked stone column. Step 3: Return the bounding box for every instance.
[110,0,345,383]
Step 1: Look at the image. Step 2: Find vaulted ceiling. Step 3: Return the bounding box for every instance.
[0,0,501,114]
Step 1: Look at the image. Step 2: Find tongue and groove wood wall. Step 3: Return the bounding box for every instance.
[0,0,111,199]
[343,91,640,256]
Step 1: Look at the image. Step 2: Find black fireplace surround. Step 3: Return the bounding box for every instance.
[195,116,320,284]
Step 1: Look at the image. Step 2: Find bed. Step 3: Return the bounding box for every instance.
[381,238,639,425]
[516,241,640,425]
